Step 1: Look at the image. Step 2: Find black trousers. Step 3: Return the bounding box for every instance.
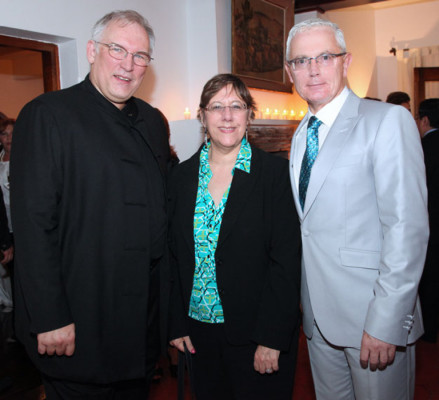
[188,318,299,400]
[41,261,161,400]
[41,375,152,400]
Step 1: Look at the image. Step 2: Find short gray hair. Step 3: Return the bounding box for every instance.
[286,18,346,58]
[91,10,155,53]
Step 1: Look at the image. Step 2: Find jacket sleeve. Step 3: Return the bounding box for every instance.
[10,99,73,334]
[251,158,302,351]
[364,106,429,345]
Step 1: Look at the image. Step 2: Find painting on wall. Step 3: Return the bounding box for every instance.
[232,0,294,93]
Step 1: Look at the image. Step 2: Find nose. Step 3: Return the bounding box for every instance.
[222,106,233,120]
[120,54,135,71]
[308,58,320,75]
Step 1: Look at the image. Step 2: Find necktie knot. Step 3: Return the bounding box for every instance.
[308,115,322,132]
[299,116,322,210]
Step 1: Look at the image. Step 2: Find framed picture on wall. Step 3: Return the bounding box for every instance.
[232,0,294,93]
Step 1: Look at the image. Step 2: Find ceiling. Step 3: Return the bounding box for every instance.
[295,0,435,13]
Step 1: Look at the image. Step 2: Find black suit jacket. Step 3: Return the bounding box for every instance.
[168,145,301,351]
[421,129,439,283]
[0,187,11,252]
[11,76,171,383]
[422,129,439,238]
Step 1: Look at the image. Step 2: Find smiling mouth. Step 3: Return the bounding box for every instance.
[115,75,131,82]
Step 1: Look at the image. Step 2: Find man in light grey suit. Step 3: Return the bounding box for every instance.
[284,19,429,399]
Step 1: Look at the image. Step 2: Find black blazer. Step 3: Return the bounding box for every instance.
[11,76,171,383]
[168,145,301,351]
[422,129,439,238]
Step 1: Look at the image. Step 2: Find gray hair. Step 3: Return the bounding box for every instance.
[286,18,346,58]
[91,10,155,53]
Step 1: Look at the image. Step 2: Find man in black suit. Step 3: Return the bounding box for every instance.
[11,10,170,399]
[418,98,439,343]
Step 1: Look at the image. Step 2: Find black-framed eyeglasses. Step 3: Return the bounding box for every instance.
[286,53,346,71]
[94,41,153,67]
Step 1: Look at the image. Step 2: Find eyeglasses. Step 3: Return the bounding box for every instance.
[286,53,346,71]
[204,103,248,114]
[94,41,153,67]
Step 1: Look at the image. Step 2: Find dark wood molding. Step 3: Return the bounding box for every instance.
[414,67,439,115]
[0,35,60,92]
[295,0,388,13]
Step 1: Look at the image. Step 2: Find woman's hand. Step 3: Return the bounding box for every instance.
[254,345,280,374]
[170,336,196,354]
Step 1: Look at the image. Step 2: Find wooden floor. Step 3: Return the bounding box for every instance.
[0,320,438,399]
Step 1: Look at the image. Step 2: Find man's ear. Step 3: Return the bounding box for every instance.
[285,63,294,84]
[342,53,352,78]
[87,40,97,64]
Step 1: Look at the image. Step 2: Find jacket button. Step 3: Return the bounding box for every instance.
[216,258,223,266]
[219,289,225,295]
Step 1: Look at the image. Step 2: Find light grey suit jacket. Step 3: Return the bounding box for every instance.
[290,90,429,348]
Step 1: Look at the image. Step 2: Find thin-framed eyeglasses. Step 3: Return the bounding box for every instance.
[94,41,153,67]
[204,102,248,114]
[286,53,346,71]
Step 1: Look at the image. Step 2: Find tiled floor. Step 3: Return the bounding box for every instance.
[0,326,438,399]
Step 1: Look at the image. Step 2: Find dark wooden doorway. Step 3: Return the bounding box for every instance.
[0,35,60,92]
[414,67,439,115]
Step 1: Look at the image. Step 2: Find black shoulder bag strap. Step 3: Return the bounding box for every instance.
[178,342,196,400]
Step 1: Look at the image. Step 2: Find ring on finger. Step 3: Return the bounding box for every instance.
[265,368,273,373]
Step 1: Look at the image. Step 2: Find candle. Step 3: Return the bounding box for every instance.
[282,110,288,120]
[290,110,296,119]
[263,108,271,119]
[272,109,280,119]
[299,110,304,117]
[184,107,191,120]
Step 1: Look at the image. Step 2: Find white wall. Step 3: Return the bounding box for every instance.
[327,0,439,101]
[374,0,439,101]
[327,8,377,98]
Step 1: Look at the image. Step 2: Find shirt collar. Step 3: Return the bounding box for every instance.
[306,86,350,128]
[200,137,252,174]
[423,128,437,137]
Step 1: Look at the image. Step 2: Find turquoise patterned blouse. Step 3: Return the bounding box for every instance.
[189,138,252,323]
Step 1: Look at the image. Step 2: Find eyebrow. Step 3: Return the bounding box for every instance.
[109,41,150,55]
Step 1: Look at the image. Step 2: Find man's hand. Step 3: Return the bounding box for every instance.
[360,331,396,371]
[170,336,196,354]
[254,345,280,374]
[1,246,13,265]
[37,323,76,356]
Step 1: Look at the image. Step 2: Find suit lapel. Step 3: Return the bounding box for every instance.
[217,147,260,247]
[303,92,361,217]
[179,153,200,251]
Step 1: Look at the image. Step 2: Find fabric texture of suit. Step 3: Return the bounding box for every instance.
[290,91,429,349]
[168,145,301,352]
[420,128,439,340]
[10,76,171,384]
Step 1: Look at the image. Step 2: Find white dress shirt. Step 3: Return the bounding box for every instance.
[292,87,350,189]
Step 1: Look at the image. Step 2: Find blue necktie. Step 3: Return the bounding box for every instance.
[299,116,322,210]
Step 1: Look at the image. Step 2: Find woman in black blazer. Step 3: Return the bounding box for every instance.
[169,74,301,400]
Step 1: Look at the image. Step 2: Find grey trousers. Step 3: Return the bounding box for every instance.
[307,323,415,400]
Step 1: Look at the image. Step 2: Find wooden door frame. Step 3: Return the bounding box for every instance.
[414,67,439,115]
[0,35,60,92]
